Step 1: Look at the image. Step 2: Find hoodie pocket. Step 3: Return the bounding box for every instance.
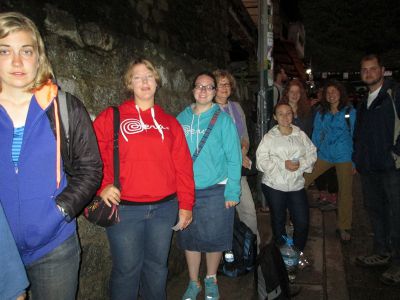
[21,195,65,251]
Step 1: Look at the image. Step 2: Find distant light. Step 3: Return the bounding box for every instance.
[384,70,393,76]
[306,68,312,74]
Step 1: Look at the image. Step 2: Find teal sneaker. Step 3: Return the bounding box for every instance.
[204,277,219,300]
[182,280,202,300]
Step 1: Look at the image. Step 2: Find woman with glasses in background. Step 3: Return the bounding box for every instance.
[177,71,242,300]
[213,69,260,244]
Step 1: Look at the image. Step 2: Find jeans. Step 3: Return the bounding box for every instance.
[26,233,80,300]
[106,199,178,300]
[262,184,309,251]
[360,171,400,264]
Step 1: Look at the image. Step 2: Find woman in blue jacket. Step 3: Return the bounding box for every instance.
[304,80,356,242]
[0,12,102,299]
[177,71,242,300]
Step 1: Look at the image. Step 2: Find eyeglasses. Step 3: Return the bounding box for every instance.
[194,84,215,91]
[217,83,231,88]
[132,74,155,84]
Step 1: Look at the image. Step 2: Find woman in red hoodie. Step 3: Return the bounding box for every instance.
[94,58,195,300]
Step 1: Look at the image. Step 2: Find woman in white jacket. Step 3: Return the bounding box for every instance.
[256,103,317,251]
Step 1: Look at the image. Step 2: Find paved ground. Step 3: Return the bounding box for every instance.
[166,174,400,299]
[342,175,400,300]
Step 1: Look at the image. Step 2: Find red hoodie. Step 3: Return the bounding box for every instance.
[94,100,194,210]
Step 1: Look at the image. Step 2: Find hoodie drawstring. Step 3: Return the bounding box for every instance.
[196,114,201,154]
[135,105,147,131]
[53,99,61,188]
[150,107,164,141]
[190,114,194,144]
[135,105,164,141]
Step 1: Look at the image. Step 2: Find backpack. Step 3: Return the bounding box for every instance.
[219,215,257,277]
[257,242,291,300]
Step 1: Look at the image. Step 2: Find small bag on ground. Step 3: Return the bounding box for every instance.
[219,214,257,277]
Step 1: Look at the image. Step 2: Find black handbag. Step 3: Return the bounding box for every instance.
[84,107,120,227]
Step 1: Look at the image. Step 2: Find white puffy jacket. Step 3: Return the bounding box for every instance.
[256,125,317,192]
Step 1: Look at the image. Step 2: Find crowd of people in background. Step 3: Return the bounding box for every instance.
[1,10,400,300]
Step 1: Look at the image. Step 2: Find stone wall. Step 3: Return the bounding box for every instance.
[0,1,257,299]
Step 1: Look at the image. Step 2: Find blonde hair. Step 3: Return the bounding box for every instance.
[213,69,237,93]
[123,58,161,93]
[0,12,54,92]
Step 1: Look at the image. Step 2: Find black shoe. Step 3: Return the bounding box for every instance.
[355,254,391,268]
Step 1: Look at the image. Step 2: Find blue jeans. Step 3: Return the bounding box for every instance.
[360,171,400,264]
[26,233,80,300]
[262,184,309,251]
[106,199,178,300]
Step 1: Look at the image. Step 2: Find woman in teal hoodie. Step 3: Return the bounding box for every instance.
[177,71,242,300]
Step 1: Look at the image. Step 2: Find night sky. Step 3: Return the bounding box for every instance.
[296,0,400,72]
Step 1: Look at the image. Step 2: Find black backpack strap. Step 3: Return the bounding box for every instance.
[112,106,120,189]
[58,90,69,145]
[57,91,75,176]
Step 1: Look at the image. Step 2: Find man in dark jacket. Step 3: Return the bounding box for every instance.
[353,54,400,286]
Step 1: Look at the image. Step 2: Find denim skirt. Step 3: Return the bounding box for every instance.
[177,184,235,252]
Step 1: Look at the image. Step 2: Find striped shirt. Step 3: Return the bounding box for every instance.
[12,126,24,166]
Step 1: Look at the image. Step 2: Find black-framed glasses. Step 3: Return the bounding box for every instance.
[194,84,215,91]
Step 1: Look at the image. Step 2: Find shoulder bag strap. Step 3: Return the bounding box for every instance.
[192,109,221,162]
[112,106,121,189]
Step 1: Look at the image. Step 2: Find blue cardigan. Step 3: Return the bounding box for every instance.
[0,203,28,300]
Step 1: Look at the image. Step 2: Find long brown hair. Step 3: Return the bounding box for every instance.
[320,80,349,114]
[280,79,310,118]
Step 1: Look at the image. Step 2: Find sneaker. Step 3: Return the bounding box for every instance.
[328,193,337,203]
[336,229,351,244]
[355,254,391,268]
[309,198,331,208]
[204,277,219,300]
[380,265,400,286]
[319,202,337,212]
[182,280,202,300]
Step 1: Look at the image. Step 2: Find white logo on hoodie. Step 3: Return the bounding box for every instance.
[120,118,169,141]
[181,125,206,136]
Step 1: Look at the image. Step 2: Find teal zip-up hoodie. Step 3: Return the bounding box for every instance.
[177,104,242,202]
